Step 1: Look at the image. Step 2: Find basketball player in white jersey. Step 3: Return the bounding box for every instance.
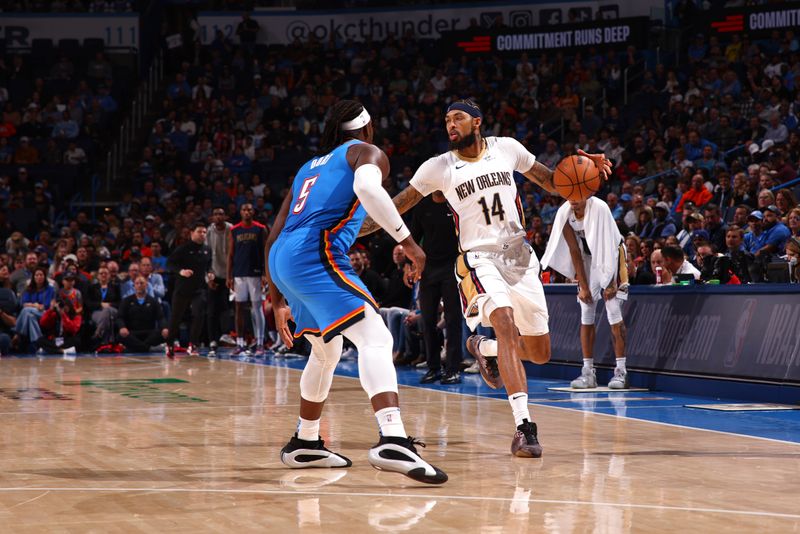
[360,100,611,457]
[540,197,630,390]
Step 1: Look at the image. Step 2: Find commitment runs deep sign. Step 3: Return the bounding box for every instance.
[444,16,648,55]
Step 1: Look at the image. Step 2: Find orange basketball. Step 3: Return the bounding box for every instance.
[553,155,602,201]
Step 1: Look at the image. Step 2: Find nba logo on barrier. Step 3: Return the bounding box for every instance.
[723,298,756,368]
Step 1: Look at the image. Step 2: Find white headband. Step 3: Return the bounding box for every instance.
[340,108,371,130]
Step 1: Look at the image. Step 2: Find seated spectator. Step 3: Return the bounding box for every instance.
[661,245,701,281]
[14,267,55,349]
[0,264,12,291]
[117,275,168,352]
[606,192,623,220]
[56,272,83,314]
[379,246,413,362]
[646,202,677,239]
[139,256,165,301]
[754,205,791,260]
[743,210,764,255]
[676,173,713,213]
[349,249,384,303]
[775,189,797,218]
[7,233,31,258]
[725,225,753,283]
[37,298,81,355]
[764,112,789,145]
[786,237,800,283]
[702,204,728,253]
[650,249,672,285]
[13,138,39,164]
[85,265,121,346]
[10,251,38,295]
[120,262,141,298]
[0,284,17,355]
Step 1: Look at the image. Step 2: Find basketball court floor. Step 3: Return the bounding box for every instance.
[1,351,798,532]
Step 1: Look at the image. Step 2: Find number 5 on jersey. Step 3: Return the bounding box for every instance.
[292,175,319,214]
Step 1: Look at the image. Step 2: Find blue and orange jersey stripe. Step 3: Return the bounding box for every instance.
[319,230,379,310]
[321,306,365,340]
[294,327,321,339]
[330,198,361,234]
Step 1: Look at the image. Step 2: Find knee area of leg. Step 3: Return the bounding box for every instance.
[310,351,340,371]
[532,351,551,365]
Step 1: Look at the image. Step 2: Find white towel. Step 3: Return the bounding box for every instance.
[541,197,622,291]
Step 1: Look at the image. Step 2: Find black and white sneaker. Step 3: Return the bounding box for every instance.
[280,434,352,469]
[368,436,448,484]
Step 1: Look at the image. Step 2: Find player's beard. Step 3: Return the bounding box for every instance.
[449,131,477,151]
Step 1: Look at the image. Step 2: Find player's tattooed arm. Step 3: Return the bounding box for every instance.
[522,161,559,195]
[358,186,424,237]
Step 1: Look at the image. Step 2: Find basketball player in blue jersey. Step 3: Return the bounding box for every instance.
[227,203,268,356]
[266,100,447,484]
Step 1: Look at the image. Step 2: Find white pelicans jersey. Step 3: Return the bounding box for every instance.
[410,136,536,252]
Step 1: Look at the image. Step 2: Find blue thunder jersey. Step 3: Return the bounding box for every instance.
[231,221,266,277]
[269,139,378,341]
[282,139,367,246]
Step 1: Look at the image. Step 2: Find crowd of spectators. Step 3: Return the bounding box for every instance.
[0,8,798,357]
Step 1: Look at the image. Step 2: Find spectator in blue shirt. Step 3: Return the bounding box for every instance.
[687,34,708,63]
[14,267,55,347]
[52,111,79,139]
[647,202,678,239]
[755,205,791,259]
[607,192,624,220]
[743,210,763,255]
[167,73,191,101]
[226,147,252,175]
[684,131,718,161]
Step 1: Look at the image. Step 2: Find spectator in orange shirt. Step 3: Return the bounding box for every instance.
[13,137,39,164]
[676,173,712,213]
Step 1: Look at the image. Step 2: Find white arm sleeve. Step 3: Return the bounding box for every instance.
[353,163,410,243]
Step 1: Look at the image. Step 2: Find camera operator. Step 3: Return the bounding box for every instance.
[37,298,81,355]
[723,225,753,283]
[696,241,741,284]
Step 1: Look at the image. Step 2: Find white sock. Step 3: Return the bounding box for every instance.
[479,338,498,357]
[582,358,594,372]
[297,417,320,441]
[237,337,244,347]
[616,357,626,373]
[375,406,406,438]
[508,393,531,427]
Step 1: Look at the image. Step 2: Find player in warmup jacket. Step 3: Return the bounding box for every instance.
[360,99,610,458]
[227,203,268,356]
[541,197,630,389]
[266,100,446,484]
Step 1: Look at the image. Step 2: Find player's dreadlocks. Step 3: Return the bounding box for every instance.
[319,100,367,154]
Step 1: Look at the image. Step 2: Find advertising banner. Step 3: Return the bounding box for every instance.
[0,13,138,49]
[699,2,800,38]
[198,1,660,45]
[545,285,800,384]
[443,16,648,55]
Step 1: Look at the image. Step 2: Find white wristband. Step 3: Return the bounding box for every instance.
[353,163,410,243]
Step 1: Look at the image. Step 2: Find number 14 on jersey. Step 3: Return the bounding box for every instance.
[477,193,505,224]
